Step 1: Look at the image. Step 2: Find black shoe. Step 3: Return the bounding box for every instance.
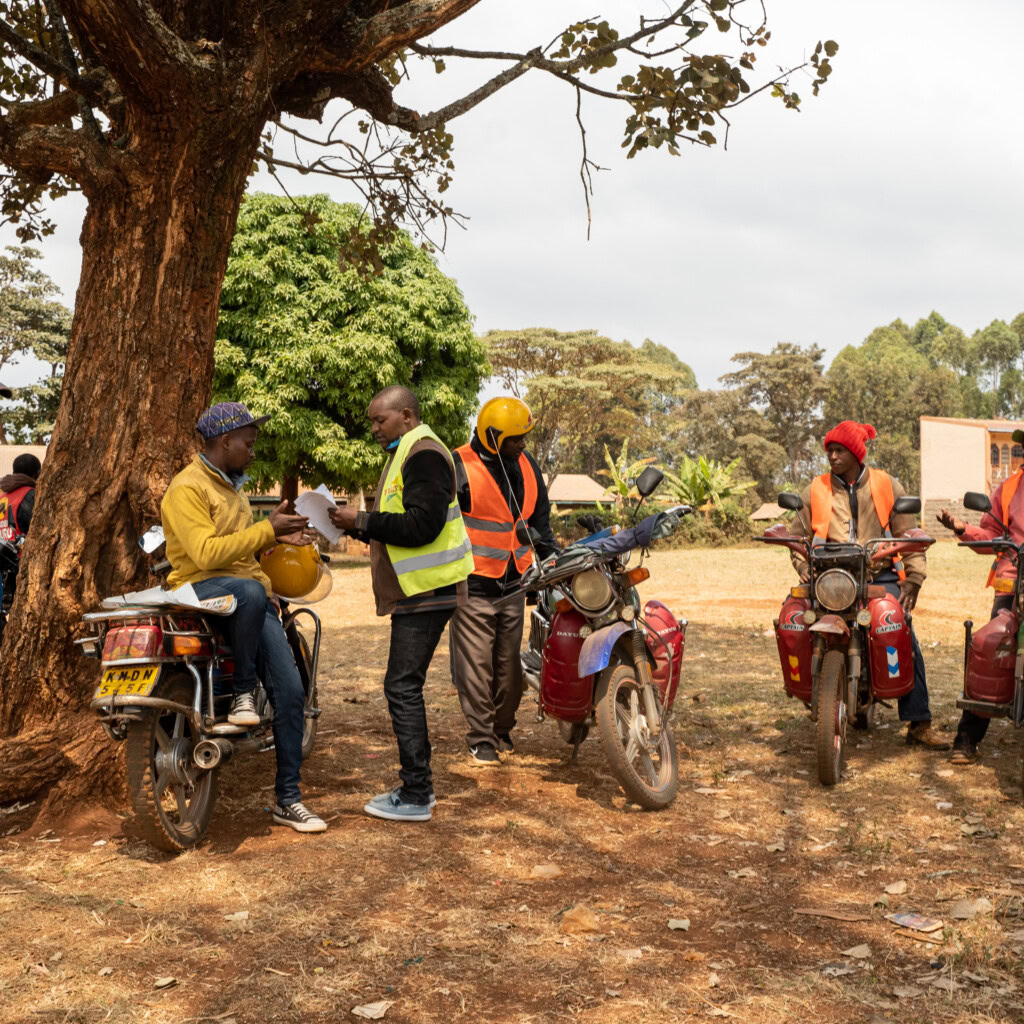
[496,733,515,753]
[468,743,500,765]
[951,737,978,765]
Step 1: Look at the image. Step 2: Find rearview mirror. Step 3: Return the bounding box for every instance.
[516,521,542,547]
[635,466,664,497]
[777,492,803,511]
[963,491,992,514]
[892,495,921,515]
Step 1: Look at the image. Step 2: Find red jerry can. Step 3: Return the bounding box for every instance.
[644,599,684,710]
[774,595,814,702]
[965,608,1019,712]
[540,609,594,722]
[866,593,915,699]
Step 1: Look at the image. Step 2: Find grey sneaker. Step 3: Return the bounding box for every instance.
[228,691,260,726]
[273,801,327,833]
[364,788,432,822]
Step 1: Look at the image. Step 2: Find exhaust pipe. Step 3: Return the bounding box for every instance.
[193,738,233,770]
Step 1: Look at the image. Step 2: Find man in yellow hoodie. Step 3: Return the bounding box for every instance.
[161,402,326,833]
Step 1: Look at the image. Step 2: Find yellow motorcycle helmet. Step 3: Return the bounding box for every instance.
[260,543,333,604]
[476,396,535,454]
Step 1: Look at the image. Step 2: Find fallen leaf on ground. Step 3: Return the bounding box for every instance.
[529,864,562,879]
[885,881,907,895]
[605,989,621,997]
[264,967,291,976]
[709,972,720,988]
[950,897,993,920]
[930,977,958,993]
[964,971,988,984]
[708,1010,735,1019]
[684,950,707,962]
[98,966,113,977]
[766,841,785,853]
[936,802,952,811]
[92,840,107,847]
[560,905,603,935]
[892,985,924,999]
[795,908,870,922]
[728,867,756,879]
[351,1001,394,1020]
[153,977,177,990]
[841,944,871,959]
[935,769,954,778]
[668,919,690,932]
[620,948,643,960]
[821,963,856,978]
[223,911,249,922]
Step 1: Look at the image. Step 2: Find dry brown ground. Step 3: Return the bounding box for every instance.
[1,544,1023,1024]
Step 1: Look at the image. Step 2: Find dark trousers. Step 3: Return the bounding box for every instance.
[876,572,931,723]
[955,593,1014,748]
[450,593,526,749]
[192,577,305,805]
[384,609,453,805]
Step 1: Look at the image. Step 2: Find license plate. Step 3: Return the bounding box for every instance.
[94,665,161,699]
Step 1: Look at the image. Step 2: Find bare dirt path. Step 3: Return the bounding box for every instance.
[1,546,1021,1023]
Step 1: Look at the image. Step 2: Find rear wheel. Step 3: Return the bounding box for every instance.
[595,663,678,809]
[815,649,846,786]
[125,673,219,853]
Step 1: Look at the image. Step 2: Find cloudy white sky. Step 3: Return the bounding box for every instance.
[2,0,1022,392]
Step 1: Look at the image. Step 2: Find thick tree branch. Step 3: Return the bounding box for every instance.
[60,0,209,105]
[0,121,114,192]
[348,0,484,69]
[0,15,83,89]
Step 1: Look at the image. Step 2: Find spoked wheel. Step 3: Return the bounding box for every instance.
[815,649,846,786]
[595,663,678,810]
[297,632,318,761]
[126,673,219,853]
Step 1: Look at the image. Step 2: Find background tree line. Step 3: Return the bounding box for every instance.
[3,229,1023,512]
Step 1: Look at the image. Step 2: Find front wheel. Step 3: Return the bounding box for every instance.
[595,663,678,810]
[125,672,219,853]
[815,649,846,786]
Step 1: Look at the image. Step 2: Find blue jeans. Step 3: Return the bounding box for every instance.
[383,609,453,804]
[875,571,931,723]
[192,577,305,804]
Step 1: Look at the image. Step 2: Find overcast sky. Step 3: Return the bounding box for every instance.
[2,0,1022,392]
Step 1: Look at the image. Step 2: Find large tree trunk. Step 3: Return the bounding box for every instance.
[0,117,264,811]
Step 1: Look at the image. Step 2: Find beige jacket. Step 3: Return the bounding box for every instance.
[790,470,926,587]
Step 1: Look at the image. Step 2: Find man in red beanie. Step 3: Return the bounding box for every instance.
[788,420,949,750]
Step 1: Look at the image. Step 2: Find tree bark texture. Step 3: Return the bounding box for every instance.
[0,113,265,810]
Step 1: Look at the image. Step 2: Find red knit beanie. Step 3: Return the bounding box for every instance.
[823,421,877,464]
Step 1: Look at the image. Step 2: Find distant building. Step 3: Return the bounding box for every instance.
[544,473,609,508]
[920,417,1024,535]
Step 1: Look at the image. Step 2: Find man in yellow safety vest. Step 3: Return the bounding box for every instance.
[330,385,474,822]
[790,420,949,750]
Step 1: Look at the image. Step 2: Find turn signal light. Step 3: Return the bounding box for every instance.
[993,577,1014,593]
[791,585,810,598]
[554,597,574,613]
[171,636,204,656]
[624,567,650,585]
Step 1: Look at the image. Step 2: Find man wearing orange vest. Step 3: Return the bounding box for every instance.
[790,420,949,750]
[450,397,556,764]
[937,437,1024,763]
[0,452,40,544]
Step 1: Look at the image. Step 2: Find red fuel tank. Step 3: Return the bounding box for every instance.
[965,608,1018,712]
[866,594,915,699]
[644,599,684,710]
[775,595,813,702]
[541,609,594,722]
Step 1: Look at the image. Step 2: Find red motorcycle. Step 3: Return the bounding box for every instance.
[957,490,1024,727]
[519,467,691,809]
[758,492,933,785]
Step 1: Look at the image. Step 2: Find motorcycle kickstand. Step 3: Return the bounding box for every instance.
[570,732,582,763]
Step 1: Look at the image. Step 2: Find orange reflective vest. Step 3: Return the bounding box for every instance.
[0,485,31,544]
[986,469,1022,587]
[809,468,905,581]
[455,445,538,578]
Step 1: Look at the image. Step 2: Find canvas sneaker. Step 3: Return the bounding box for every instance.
[364,788,432,822]
[468,742,500,765]
[273,801,327,833]
[227,692,260,726]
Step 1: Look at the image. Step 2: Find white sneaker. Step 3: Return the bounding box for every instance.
[273,801,327,833]
[228,692,260,726]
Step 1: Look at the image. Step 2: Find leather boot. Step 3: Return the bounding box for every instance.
[906,721,951,750]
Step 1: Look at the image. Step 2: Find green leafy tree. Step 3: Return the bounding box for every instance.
[213,194,486,498]
[0,245,70,444]
[720,343,828,485]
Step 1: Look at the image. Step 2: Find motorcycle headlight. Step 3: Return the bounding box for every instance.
[571,569,613,611]
[814,568,857,611]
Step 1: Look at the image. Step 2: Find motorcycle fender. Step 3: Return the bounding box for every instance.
[578,622,632,677]
[809,614,849,637]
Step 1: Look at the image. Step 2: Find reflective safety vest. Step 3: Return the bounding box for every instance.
[809,469,905,581]
[0,485,31,544]
[455,445,538,578]
[379,424,475,597]
[986,469,1023,588]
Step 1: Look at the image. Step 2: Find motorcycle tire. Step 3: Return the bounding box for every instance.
[125,672,219,853]
[815,649,846,786]
[595,663,678,810]
[298,632,317,761]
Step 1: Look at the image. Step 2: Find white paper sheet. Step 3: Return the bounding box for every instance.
[295,484,343,544]
[102,583,204,609]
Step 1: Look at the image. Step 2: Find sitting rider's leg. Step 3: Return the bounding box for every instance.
[257,604,325,832]
[192,577,267,725]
